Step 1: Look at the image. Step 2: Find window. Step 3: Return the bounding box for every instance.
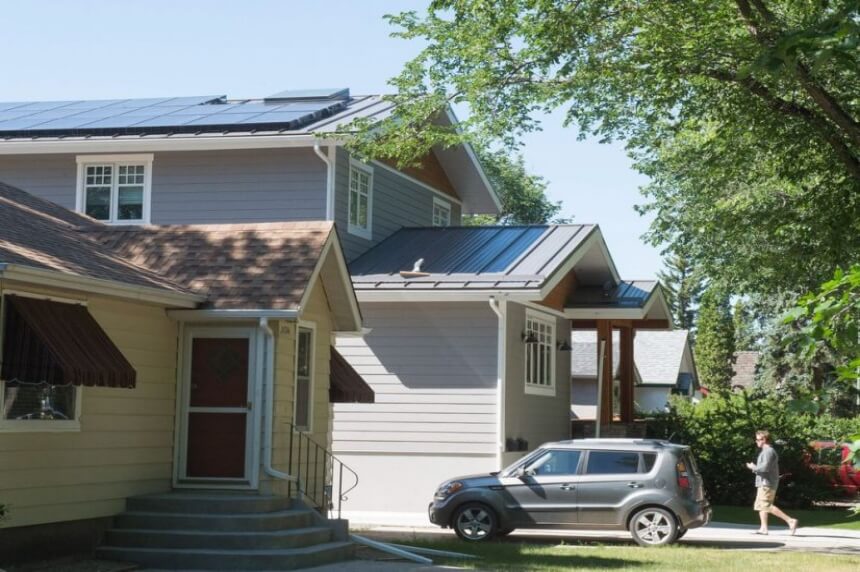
[529,449,582,476]
[585,451,641,475]
[347,160,373,239]
[76,154,153,224]
[432,197,452,227]
[293,325,314,431]
[524,310,556,396]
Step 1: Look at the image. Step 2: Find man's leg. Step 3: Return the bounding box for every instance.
[758,510,769,533]
[769,506,798,533]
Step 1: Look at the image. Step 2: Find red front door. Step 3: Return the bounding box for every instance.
[185,337,251,479]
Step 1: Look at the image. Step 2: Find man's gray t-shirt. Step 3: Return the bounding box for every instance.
[754,444,779,488]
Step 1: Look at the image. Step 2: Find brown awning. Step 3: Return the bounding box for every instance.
[1,295,136,388]
[329,346,374,403]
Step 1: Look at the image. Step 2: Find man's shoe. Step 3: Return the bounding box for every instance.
[753,530,768,535]
[789,519,798,535]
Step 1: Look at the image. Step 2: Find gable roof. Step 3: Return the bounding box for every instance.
[84,222,335,311]
[349,225,615,296]
[0,181,198,304]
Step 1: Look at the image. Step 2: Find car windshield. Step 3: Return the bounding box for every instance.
[500,449,546,477]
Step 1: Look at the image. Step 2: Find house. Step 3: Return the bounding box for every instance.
[0,89,672,527]
[731,350,760,391]
[571,329,698,421]
[0,181,369,569]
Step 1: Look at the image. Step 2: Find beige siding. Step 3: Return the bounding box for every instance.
[0,283,178,528]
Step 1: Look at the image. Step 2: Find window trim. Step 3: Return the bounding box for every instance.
[432,197,452,227]
[346,159,373,240]
[524,308,556,397]
[293,321,316,433]
[75,154,154,224]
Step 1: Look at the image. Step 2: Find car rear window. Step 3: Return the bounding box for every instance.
[585,451,640,474]
[642,453,657,472]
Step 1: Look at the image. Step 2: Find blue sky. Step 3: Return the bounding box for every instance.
[1,0,662,279]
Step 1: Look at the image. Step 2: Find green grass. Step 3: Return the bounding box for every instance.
[404,538,860,571]
[712,504,860,530]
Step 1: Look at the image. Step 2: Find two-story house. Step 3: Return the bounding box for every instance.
[0,89,672,533]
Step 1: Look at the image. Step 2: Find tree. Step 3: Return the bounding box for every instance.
[344,0,860,295]
[733,299,761,351]
[695,289,737,391]
[465,148,569,225]
[658,246,704,331]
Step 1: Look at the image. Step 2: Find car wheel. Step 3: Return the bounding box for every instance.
[629,507,678,547]
[452,503,498,542]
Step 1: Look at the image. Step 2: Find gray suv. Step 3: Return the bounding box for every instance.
[428,439,710,546]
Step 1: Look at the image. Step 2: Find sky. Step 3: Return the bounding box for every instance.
[0,0,662,280]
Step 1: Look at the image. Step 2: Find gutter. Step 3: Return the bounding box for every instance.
[258,317,297,483]
[489,296,507,469]
[168,308,301,321]
[313,143,337,221]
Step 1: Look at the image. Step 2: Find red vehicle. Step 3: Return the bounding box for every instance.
[809,441,860,498]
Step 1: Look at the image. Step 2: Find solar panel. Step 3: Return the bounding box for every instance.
[265,88,349,101]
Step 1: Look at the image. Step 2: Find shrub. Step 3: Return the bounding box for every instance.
[645,391,860,507]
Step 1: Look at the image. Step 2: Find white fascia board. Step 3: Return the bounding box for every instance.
[0,264,202,308]
[298,232,363,333]
[562,307,649,320]
[0,134,326,155]
[354,288,539,303]
[167,308,300,321]
[537,227,600,299]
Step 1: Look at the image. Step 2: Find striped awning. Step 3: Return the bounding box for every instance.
[329,346,374,403]
[1,295,136,388]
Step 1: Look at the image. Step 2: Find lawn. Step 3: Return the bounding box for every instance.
[406,538,860,571]
[712,504,860,530]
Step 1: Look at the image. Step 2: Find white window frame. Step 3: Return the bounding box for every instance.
[347,159,373,240]
[293,321,316,433]
[432,197,452,227]
[524,309,556,397]
[75,154,154,224]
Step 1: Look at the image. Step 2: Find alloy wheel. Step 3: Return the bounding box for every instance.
[455,506,494,541]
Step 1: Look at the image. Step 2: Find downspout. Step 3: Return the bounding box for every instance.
[489,297,506,469]
[313,144,336,221]
[259,317,296,482]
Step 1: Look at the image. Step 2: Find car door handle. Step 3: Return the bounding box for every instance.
[627,482,644,488]
[559,484,575,491]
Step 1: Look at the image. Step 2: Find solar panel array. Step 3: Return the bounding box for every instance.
[0,93,351,136]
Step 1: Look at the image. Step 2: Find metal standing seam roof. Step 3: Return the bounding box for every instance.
[566,280,659,308]
[349,225,596,291]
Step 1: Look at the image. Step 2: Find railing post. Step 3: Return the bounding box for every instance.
[338,463,344,519]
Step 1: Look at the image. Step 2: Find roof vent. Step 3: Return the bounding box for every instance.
[264,88,350,102]
[399,258,430,279]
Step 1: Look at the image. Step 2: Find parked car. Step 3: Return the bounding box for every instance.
[809,441,859,498]
[428,438,711,546]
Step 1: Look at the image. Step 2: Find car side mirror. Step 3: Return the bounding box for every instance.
[515,466,535,479]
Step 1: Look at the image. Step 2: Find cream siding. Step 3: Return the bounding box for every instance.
[0,283,179,528]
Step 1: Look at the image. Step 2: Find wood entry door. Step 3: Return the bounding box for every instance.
[183,333,255,482]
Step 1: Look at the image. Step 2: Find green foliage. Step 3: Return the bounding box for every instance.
[733,299,761,351]
[695,289,736,390]
[647,392,860,507]
[658,246,704,331]
[0,503,7,525]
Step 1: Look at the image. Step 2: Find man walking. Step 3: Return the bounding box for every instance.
[746,430,799,535]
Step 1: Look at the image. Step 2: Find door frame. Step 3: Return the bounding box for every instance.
[173,325,263,490]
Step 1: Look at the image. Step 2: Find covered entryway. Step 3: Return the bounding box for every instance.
[176,327,260,488]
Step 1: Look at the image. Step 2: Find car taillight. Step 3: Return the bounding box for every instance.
[676,461,691,490]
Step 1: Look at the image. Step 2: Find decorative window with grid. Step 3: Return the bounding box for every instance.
[347,161,373,239]
[76,154,152,223]
[524,310,556,396]
[432,197,452,227]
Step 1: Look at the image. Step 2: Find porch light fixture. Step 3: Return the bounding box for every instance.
[521,331,539,344]
[556,340,572,352]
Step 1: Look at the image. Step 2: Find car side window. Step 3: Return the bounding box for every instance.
[642,453,657,472]
[531,450,582,476]
[585,451,640,475]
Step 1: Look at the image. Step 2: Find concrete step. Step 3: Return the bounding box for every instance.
[105,526,333,550]
[114,509,316,532]
[96,541,355,571]
[126,493,294,515]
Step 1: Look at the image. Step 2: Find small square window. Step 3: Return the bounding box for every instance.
[432,198,451,227]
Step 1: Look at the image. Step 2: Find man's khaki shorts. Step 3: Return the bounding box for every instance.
[754,486,777,511]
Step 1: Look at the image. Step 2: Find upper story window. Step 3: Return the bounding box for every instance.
[348,160,373,240]
[524,309,556,396]
[432,197,452,227]
[76,154,153,224]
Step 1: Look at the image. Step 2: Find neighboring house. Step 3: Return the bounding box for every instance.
[731,350,760,391]
[571,330,698,419]
[0,89,672,528]
[0,182,367,567]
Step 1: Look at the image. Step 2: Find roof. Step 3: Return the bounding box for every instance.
[731,351,760,389]
[85,222,334,311]
[566,280,659,309]
[349,225,598,291]
[570,329,692,386]
[0,181,195,297]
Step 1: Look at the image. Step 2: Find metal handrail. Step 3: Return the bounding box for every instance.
[285,422,359,519]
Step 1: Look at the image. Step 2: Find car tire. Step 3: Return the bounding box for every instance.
[452,503,498,542]
[629,507,678,547]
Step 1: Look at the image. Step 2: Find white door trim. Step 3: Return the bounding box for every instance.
[174,326,262,490]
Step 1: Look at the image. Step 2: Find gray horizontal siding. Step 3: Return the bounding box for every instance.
[334,149,462,261]
[333,302,498,455]
[0,154,77,209]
